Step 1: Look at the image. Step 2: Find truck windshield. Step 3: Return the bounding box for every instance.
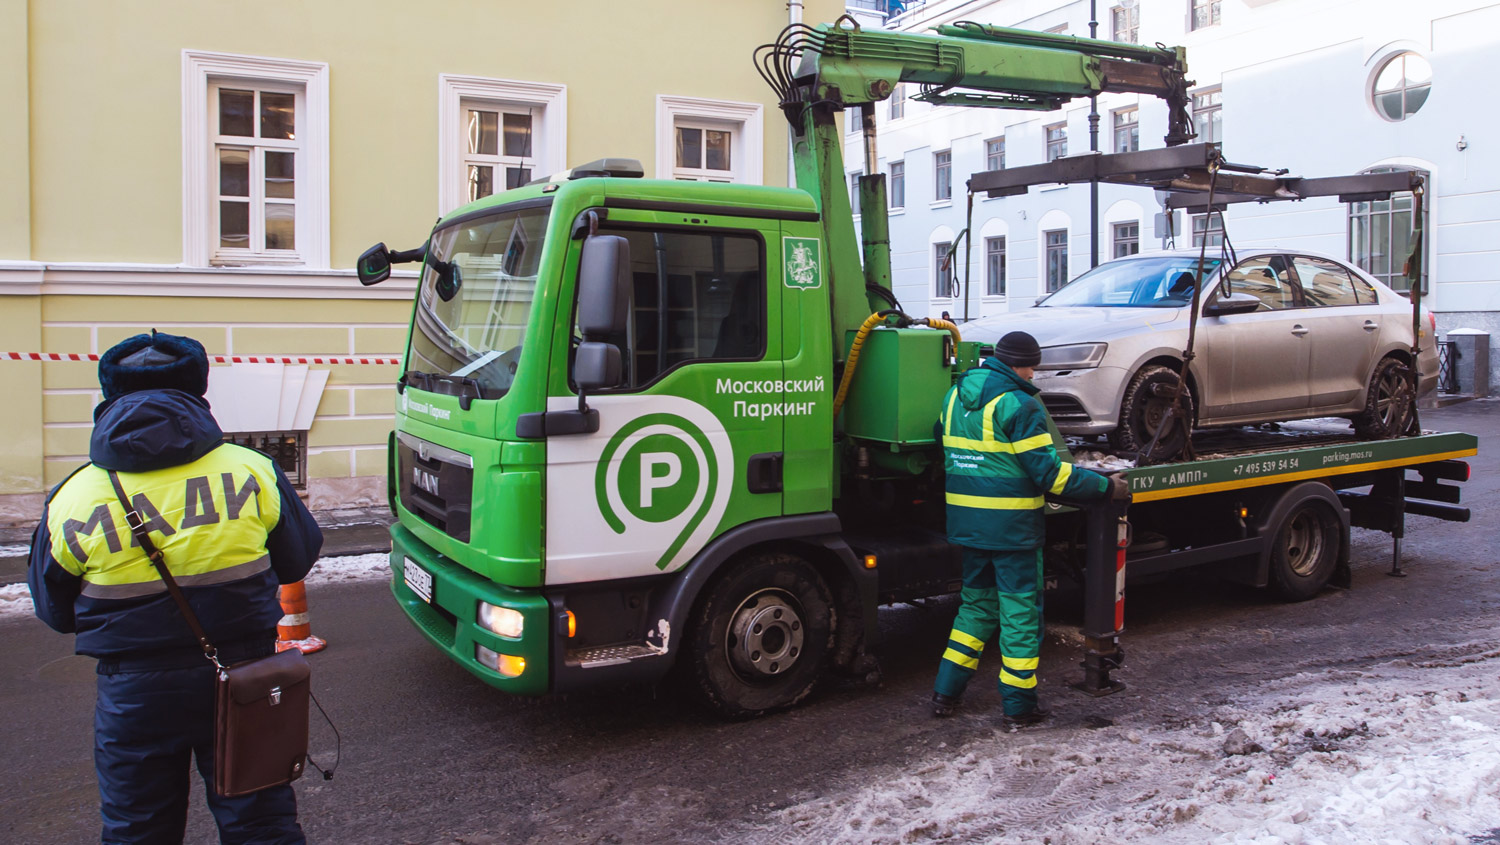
[1040,256,1223,308]
[406,202,552,401]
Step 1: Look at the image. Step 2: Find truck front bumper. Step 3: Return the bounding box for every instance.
[389,522,552,695]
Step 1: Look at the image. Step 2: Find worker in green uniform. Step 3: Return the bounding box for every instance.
[931,331,1130,727]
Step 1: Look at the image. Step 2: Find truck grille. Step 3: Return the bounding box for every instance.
[396,432,474,542]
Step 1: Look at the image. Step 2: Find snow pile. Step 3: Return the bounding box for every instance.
[0,583,35,618]
[0,543,29,556]
[759,645,1500,844]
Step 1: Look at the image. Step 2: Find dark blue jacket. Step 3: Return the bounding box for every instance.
[28,390,322,663]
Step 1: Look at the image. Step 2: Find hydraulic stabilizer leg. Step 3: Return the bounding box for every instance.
[1074,499,1129,696]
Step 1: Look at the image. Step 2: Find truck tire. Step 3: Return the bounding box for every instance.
[1352,356,1414,440]
[1267,498,1342,602]
[1109,364,1193,462]
[686,551,834,718]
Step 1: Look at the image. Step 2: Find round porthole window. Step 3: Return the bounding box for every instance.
[1372,52,1431,121]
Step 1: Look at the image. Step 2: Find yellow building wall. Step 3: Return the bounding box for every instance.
[0,0,29,257]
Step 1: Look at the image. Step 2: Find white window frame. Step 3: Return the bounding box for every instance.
[1045,123,1068,161]
[439,75,566,216]
[889,160,905,210]
[849,170,863,214]
[985,137,1005,172]
[1112,221,1140,257]
[183,51,329,269]
[934,149,952,202]
[1113,108,1139,153]
[657,96,763,185]
[985,236,1007,297]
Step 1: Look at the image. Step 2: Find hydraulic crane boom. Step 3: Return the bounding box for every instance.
[756,18,1194,357]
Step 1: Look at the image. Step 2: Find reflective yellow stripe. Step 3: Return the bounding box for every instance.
[942,389,959,437]
[1012,433,1053,454]
[1049,461,1073,495]
[1000,669,1038,688]
[950,630,985,651]
[1002,655,1040,671]
[943,435,1013,453]
[980,395,1004,444]
[945,492,1044,510]
[943,648,980,670]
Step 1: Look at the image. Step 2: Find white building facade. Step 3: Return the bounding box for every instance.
[849,0,1499,389]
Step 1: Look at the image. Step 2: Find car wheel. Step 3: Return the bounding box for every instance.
[1108,364,1193,462]
[1352,356,1415,440]
[1268,498,1341,602]
[687,552,834,718]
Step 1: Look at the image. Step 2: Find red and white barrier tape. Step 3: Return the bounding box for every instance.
[4,352,400,365]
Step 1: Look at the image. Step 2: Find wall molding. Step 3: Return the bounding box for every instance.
[0,261,418,299]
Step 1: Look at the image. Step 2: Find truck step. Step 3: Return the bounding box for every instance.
[566,643,665,668]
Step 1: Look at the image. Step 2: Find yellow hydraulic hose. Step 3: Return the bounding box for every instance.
[920,317,962,346]
[832,312,887,418]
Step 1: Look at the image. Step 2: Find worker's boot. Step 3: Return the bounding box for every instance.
[1000,706,1049,731]
[931,691,961,718]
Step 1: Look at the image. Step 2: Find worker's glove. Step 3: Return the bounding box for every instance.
[1107,474,1133,504]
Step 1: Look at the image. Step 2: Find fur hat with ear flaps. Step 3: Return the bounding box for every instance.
[98,331,210,401]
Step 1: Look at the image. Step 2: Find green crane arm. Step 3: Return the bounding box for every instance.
[756,18,1194,356]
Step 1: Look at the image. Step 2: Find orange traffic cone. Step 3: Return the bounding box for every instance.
[275,580,327,654]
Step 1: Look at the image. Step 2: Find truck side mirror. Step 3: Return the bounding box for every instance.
[575,342,623,391]
[578,235,632,337]
[357,243,392,286]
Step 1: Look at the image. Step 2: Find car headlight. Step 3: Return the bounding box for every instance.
[1036,343,1108,371]
[478,602,524,638]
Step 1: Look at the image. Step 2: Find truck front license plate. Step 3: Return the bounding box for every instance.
[404,557,433,604]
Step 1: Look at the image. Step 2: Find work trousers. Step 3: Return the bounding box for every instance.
[95,656,304,844]
[933,546,1044,716]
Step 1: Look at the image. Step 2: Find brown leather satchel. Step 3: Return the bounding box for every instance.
[108,470,311,797]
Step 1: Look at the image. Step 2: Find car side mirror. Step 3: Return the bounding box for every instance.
[578,235,632,337]
[1204,292,1261,317]
[575,341,623,391]
[357,243,392,286]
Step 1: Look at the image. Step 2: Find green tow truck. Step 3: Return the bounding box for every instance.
[356,20,1477,716]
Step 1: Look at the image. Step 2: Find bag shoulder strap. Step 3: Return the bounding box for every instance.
[106,469,221,666]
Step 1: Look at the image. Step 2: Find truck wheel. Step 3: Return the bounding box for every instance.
[1268,499,1341,602]
[1352,356,1414,440]
[1109,365,1193,461]
[687,552,834,718]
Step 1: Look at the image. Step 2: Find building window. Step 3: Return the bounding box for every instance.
[1193,88,1221,146]
[1113,109,1139,153]
[985,236,1007,296]
[1349,166,1429,292]
[1372,53,1432,122]
[849,171,862,211]
[440,75,566,216]
[657,96,763,185]
[934,150,952,201]
[1045,124,1068,161]
[183,51,329,268]
[890,161,905,209]
[934,242,954,298]
[1113,222,1140,258]
[985,137,1005,172]
[1191,213,1223,247]
[890,84,906,120]
[223,431,307,489]
[1045,230,1069,292]
[1111,4,1140,42]
[848,107,864,134]
[1190,0,1221,30]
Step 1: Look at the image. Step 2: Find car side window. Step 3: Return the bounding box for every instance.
[1294,257,1360,307]
[1225,255,1298,311]
[1349,272,1379,304]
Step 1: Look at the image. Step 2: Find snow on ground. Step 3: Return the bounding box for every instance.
[0,551,393,621]
[0,544,28,556]
[753,642,1500,845]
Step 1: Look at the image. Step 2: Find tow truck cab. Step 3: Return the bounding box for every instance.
[368,162,844,694]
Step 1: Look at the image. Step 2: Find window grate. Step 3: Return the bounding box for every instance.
[222,430,307,489]
[1437,341,1460,394]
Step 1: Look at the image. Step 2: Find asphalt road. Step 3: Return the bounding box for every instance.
[2,401,1495,844]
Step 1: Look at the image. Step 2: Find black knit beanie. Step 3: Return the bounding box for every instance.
[994,331,1042,368]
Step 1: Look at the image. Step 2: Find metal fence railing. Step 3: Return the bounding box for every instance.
[1437,340,1460,394]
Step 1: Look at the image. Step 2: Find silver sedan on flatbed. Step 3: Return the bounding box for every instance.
[962,249,1438,457]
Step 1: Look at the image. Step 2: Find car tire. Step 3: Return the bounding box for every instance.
[687,552,834,719]
[1267,498,1341,602]
[1109,364,1193,462]
[1352,356,1415,440]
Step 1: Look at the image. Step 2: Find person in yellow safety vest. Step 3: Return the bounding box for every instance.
[27,331,323,843]
[931,331,1131,727]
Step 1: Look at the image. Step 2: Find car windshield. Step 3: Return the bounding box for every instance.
[1040,255,1224,308]
[407,202,552,401]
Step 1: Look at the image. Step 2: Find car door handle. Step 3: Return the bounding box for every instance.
[1291,325,1309,336]
[1363,320,1379,332]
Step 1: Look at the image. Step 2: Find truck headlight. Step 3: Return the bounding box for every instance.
[1036,343,1108,371]
[478,602,524,638]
